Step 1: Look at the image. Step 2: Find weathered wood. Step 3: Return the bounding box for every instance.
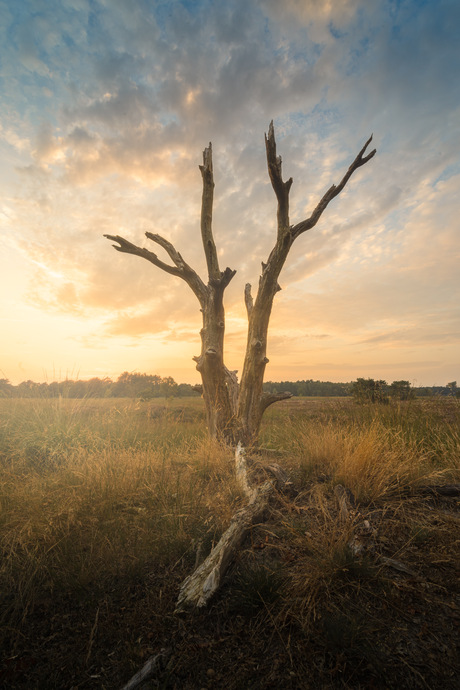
[175,443,289,611]
[265,120,293,237]
[235,442,256,500]
[175,479,275,611]
[236,125,374,446]
[244,283,253,318]
[199,143,220,283]
[121,647,172,690]
[290,134,376,239]
[103,233,207,305]
[105,125,375,445]
[192,141,238,443]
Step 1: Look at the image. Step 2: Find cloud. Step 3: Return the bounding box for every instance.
[359,328,460,348]
[16,21,52,77]
[260,0,361,36]
[1,0,459,385]
[102,290,201,339]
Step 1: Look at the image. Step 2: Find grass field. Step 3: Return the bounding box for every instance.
[0,396,459,688]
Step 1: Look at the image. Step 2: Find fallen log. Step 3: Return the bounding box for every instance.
[384,484,460,499]
[175,479,276,611]
[175,443,288,612]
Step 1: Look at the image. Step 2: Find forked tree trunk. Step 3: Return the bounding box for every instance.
[105,123,375,447]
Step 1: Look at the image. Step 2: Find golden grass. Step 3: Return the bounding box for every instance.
[264,398,459,502]
[0,396,458,687]
[0,399,242,641]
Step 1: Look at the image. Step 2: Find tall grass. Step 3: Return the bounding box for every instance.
[0,395,458,664]
[263,397,460,501]
[257,397,460,643]
[0,398,238,645]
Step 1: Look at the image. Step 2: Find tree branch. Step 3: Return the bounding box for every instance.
[210,266,237,291]
[144,232,187,269]
[145,231,208,300]
[265,120,293,236]
[104,233,207,304]
[260,391,293,413]
[199,143,221,282]
[291,135,376,239]
[122,648,172,690]
[244,283,254,318]
[175,443,290,611]
[175,479,275,611]
[199,143,236,290]
[104,234,182,276]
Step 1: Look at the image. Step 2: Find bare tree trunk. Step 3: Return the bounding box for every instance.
[104,125,376,623]
[193,284,235,443]
[104,123,375,447]
[235,123,375,446]
[191,144,237,443]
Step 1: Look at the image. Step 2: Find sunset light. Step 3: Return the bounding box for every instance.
[1,0,458,387]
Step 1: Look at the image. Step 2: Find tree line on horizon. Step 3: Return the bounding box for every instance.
[0,372,197,399]
[0,373,457,400]
[264,378,458,400]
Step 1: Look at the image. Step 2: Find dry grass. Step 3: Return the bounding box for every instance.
[0,396,459,688]
[0,399,239,640]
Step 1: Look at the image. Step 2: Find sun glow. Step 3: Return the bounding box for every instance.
[0,0,457,387]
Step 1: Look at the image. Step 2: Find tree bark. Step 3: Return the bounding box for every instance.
[192,144,237,443]
[175,479,275,610]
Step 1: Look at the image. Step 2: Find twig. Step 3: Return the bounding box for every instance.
[85,607,99,665]
[379,556,418,577]
[121,648,172,690]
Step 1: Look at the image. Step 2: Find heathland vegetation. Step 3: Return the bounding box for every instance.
[0,394,459,688]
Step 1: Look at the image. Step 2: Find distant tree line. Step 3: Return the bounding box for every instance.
[0,372,200,399]
[350,378,459,403]
[263,379,350,397]
[263,378,459,401]
[0,374,458,400]
[350,378,414,404]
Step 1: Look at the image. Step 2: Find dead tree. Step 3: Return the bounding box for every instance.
[105,123,375,447]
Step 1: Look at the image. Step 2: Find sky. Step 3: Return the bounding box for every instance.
[1,0,459,387]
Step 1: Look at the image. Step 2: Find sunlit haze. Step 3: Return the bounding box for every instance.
[1,0,459,387]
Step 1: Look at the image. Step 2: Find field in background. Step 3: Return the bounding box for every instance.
[0,396,459,688]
